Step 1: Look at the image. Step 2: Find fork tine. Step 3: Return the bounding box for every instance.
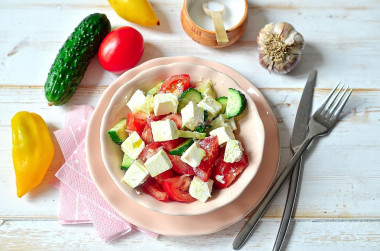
[329,86,349,116]
[325,84,345,111]
[318,84,340,112]
[331,88,353,120]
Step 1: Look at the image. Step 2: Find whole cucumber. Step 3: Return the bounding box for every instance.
[45,13,111,106]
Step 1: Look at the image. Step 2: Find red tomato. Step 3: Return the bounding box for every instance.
[98,27,144,73]
[161,175,196,202]
[158,74,190,95]
[211,146,249,189]
[164,113,182,129]
[126,112,147,136]
[161,138,185,152]
[147,115,166,125]
[138,142,162,162]
[167,154,195,175]
[141,123,154,144]
[154,169,174,185]
[141,177,169,201]
[194,136,219,181]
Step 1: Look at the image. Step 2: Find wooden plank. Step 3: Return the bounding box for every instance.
[0,219,379,250]
[0,1,379,88]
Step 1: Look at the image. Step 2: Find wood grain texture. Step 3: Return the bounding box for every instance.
[0,0,379,249]
[0,220,379,250]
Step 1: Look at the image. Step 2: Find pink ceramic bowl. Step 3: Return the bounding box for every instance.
[100,62,265,216]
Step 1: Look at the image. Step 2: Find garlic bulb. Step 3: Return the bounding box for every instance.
[257,22,305,74]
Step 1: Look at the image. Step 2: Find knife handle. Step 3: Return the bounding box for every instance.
[272,158,302,251]
[232,135,313,250]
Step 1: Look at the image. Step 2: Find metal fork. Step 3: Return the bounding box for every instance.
[233,84,353,250]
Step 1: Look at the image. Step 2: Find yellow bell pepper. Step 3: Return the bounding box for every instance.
[11,111,55,198]
[108,0,160,27]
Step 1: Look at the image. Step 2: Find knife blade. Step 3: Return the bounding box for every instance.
[291,70,317,149]
[272,70,317,251]
[232,70,317,250]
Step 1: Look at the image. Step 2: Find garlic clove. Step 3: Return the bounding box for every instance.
[257,22,305,74]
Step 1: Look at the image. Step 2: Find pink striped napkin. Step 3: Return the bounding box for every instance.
[53,105,158,241]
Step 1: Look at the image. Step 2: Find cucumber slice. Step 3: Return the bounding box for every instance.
[107,119,127,145]
[146,81,163,95]
[226,88,247,119]
[121,153,134,170]
[177,88,202,112]
[178,130,206,139]
[216,96,228,114]
[169,139,194,155]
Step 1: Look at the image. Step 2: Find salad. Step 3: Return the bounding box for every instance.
[107,74,249,203]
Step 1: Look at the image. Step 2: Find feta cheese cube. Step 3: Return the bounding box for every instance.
[224,140,244,163]
[151,119,179,142]
[227,117,237,130]
[121,159,149,188]
[180,142,206,168]
[153,93,178,116]
[181,101,204,130]
[210,114,225,129]
[209,126,235,145]
[144,149,173,177]
[197,79,216,99]
[121,131,145,159]
[197,96,222,117]
[189,176,214,202]
[126,90,147,113]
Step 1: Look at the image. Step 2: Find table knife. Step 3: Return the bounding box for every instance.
[232,70,317,250]
[272,70,317,251]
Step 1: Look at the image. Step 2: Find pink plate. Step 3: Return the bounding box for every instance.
[100,62,265,216]
[86,56,279,236]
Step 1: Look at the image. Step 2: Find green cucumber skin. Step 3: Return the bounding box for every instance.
[45,13,111,105]
[178,88,203,112]
[121,154,134,170]
[108,131,124,145]
[216,96,228,114]
[169,139,194,156]
[108,119,127,145]
[178,130,207,139]
[226,88,247,119]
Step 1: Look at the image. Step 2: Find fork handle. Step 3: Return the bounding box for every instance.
[232,134,315,250]
[272,158,302,251]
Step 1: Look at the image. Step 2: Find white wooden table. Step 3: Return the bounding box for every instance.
[1,0,379,250]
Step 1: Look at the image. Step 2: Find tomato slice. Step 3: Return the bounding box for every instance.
[158,74,191,95]
[138,142,162,162]
[194,136,219,181]
[154,169,174,185]
[161,138,186,152]
[161,175,196,202]
[211,146,249,189]
[126,112,148,136]
[164,113,182,129]
[142,177,169,201]
[167,154,195,175]
[147,115,166,125]
[141,123,154,144]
